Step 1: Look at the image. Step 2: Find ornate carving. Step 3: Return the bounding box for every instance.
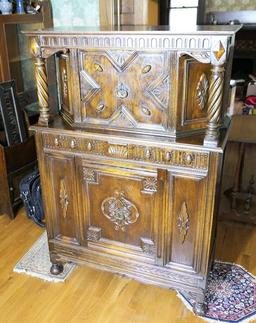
[59,179,69,218]
[142,65,152,74]
[196,73,209,111]
[101,191,139,231]
[96,104,105,114]
[141,177,157,194]
[141,106,151,117]
[38,34,214,52]
[141,238,155,255]
[43,134,209,170]
[109,105,137,128]
[83,168,98,183]
[30,37,51,126]
[94,62,103,72]
[213,41,225,61]
[204,65,225,147]
[87,226,102,241]
[108,144,128,158]
[62,68,68,96]
[177,202,190,244]
[106,50,137,71]
[148,75,169,109]
[116,83,129,99]
[80,70,100,103]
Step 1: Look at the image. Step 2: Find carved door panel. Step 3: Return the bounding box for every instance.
[44,153,80,245]
[58,53,73,121]
[177,56,211,132]
[78,49,170,132]
[165,173,207,274]
[76,158,163,264]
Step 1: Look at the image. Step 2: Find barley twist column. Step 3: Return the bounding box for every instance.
[30,37,51,126]
[204,65,225,147]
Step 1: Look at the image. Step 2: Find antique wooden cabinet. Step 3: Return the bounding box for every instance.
[25,25,239,316]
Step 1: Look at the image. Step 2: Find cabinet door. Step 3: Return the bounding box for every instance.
[44,153,80,245]
[165,173,208,274]
[76,158,163,264]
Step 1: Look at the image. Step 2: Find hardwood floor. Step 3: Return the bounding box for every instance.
[0,210,255,323]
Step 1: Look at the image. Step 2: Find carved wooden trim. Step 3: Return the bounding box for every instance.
[196,73,209,111]
[59,179,69,218]
[83,167,98,184]
[43,134,209,171]
[141,177,157,194]
[204,65,225,147]
[87,226,102,241]
[177,201,190,244]
[101,191,139,231]
[140,238,155,255]
[30,38,51,126]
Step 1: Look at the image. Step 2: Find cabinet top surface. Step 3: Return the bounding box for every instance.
[23,25,241,36]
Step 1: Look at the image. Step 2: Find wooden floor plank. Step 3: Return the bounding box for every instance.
[0,210,255,323]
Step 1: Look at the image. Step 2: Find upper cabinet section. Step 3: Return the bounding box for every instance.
[25,26,240,145]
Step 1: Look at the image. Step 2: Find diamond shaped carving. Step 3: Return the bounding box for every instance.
[106,50,138,71]
[109,105,137,128]
[80,70,100,103]
[213,41,225,61]
[147,75,170,109]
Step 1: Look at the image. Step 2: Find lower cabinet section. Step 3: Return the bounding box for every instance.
[41,146,219,314]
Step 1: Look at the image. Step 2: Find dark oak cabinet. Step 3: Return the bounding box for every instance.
[25,25,239,315]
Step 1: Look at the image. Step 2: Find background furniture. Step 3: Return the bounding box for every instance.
[99,0,159,26]
[0,80,37,219]
[26,25,238,315]
[220,115,256,225]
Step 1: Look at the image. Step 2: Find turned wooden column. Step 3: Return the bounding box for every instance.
[30,37,51,126]
[204,64,225,147]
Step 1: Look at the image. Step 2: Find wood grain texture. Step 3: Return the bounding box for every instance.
[0,210,255,323]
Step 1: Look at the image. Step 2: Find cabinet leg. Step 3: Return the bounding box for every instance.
[50,263,64,275]
[193,301,206,316]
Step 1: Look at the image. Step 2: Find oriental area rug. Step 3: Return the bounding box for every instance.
[14,233,256,322]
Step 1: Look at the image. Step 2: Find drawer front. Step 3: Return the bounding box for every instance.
[77,49,170,133]
[76,158,163,264]
[42,133,209,172]
[44,153,80,245]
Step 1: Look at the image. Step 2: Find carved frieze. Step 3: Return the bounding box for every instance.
[43,134,209,171]
[101,191,139,231]
[177,202,190,244]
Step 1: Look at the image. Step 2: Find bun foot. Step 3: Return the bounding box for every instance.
[50,263,64,275]
[193,302,206,316]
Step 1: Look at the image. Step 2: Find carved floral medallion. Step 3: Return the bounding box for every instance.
[196,73,209,111]
[101,191,139,231]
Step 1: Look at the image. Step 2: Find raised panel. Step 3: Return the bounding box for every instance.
[78,50,170,132]
[45,153,79,244]
[166,174,207,273]
[58,53,73,122]
[76,159,162,263]
[177,56,211,131]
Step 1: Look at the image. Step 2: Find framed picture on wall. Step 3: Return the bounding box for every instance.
[0,80,27,146]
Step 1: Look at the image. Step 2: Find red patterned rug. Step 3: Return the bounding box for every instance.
[179,261,256,322]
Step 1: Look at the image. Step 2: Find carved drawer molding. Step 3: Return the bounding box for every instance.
[43,134,209,170]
